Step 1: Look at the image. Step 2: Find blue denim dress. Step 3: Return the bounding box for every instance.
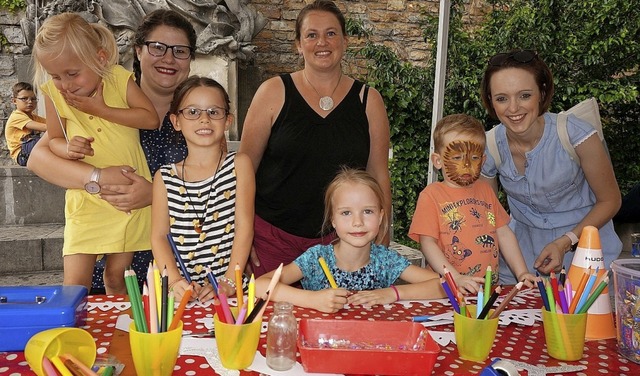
[482,113,622,284]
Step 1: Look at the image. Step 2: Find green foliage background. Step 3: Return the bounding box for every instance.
[353,0,640,246]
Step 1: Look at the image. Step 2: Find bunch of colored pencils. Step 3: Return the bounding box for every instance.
[124,263,184,333]
[536,266,609,314]
[442,265,522,320]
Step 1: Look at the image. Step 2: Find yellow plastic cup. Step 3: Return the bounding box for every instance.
[129,321,183,376]
[214,307,262,370]
[25,327,96,376]
[541,308,587,361]
[454,307,499,362]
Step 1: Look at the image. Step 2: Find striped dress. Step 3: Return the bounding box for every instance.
[161,152,237,284]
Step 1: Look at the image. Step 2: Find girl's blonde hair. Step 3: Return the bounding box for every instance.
[322,167,389,244]
[32,13,118,87]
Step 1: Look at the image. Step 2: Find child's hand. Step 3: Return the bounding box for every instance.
[347,288,395,307]
[454,275,485,295]
[67,136,94,159]
[170,279,195,303]
[216,279,236,299]
[62,82,106,116]
[196,283,216,302]
[518,272,537,289]
[311,288,349,313]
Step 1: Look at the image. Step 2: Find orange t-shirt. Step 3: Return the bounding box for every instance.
[409,180,510,281]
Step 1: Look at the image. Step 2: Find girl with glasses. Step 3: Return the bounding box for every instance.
[479,50,621,284]
[151,76,254,303]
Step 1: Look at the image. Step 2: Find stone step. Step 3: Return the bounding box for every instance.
[0,223,64,274]
[1,166,65,225]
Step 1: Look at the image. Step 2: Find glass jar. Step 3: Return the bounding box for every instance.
[266,301,297,371]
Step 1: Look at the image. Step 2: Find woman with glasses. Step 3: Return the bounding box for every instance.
[27,9,196,292]
[239,0,391,277]
[479,50,621,284]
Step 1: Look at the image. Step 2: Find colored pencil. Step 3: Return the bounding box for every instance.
[205,267,219,296]
[235,263,243,310]
[213,296,227,324]
[60,353,99,376]
[146,266,158,333]
[244,293,267,324]
[557,284,569,314]
[440,276,460,314]
[484,266,492,306]
[550,271,561,307]
[160,268,169,332]
[253,264,284,321]
[558,266,566,285]
[489,281,523,319]
[235,305,248,325]
[478,285,502,319]
[101,366,114,376]
[42,356,59,376]
[247,273,255,315]
[168,285,192,331]
[443,265,460,300]
[142,283,151,332]
[565,279,573,308]
[166,233,191,283]
[476,289,484,318]
[153,262,162,323]
[576,275,610,314]
[166,290,175,329]
[412,315,432,322]
[569,266,590,313]
[125,269,147,333]
[218,292,235,323]
[318,256,338,288]
[575,267,599,313]
[545,279,556,313]
[535,273,550,311]
[49,355,73,376]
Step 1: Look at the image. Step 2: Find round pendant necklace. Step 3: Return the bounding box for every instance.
[180,151,224,234]
[303,70,342,111]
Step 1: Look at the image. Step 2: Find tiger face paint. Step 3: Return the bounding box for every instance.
[442,140,484,186]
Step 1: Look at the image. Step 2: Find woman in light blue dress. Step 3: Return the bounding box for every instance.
[479,50,621,284]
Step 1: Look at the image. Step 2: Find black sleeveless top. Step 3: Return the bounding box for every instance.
[255,74,371,238]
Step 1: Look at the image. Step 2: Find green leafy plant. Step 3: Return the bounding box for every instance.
[0,0,26,11]
[354,0,640,246]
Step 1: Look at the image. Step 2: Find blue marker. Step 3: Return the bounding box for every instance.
[411,315,432,322]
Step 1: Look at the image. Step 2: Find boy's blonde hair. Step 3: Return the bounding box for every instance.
[433,114,486,152]
[321,167,389,244]
[32,13,118,87]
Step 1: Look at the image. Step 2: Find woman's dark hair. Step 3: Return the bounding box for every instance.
[295,0,346,42]
[480,50,555,119]
[169,76,230,115]
[132,9,197,84]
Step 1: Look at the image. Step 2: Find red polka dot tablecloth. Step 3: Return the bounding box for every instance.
[1,287,639,375]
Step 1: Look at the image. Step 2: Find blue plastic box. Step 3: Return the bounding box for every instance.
[0,285,88,351]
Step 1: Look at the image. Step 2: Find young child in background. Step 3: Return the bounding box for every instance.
[151,76,254,303]
[4,82,46,166]
[32,13,159,294]
[409,114,536,294]
[256,167,444,313]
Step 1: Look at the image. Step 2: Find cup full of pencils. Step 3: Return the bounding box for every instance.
[129,320,183,375]
[541,309,587,361]
[214,307,262,370]
[24,327,97,376]
[453,306,499,362]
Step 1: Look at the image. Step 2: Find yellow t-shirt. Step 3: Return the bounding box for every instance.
[4,110,46,160]
[42,65,152,255]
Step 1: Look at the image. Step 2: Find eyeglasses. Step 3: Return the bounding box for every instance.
[16,97,38,102]
[488,50,538,66]
[144,41,193,60]
[178,107,228,120]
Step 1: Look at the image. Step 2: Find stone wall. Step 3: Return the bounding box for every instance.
[0,0,490,163]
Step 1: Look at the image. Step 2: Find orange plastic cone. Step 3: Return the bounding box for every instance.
[566,226,616,340]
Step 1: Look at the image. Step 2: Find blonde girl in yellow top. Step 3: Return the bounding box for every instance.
[33,13,159,294]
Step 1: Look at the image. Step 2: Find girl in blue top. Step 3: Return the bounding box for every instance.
[256,168,444,313]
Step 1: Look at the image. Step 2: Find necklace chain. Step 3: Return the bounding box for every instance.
[303,70,342,111]
[180,151,224,234]
[510,136,540,169]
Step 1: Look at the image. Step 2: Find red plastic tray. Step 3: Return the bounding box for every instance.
[298,319,439,375]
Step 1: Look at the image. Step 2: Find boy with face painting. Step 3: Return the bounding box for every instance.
[409,114,535,294]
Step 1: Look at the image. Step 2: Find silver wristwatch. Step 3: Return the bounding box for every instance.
[84,168,101,194]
